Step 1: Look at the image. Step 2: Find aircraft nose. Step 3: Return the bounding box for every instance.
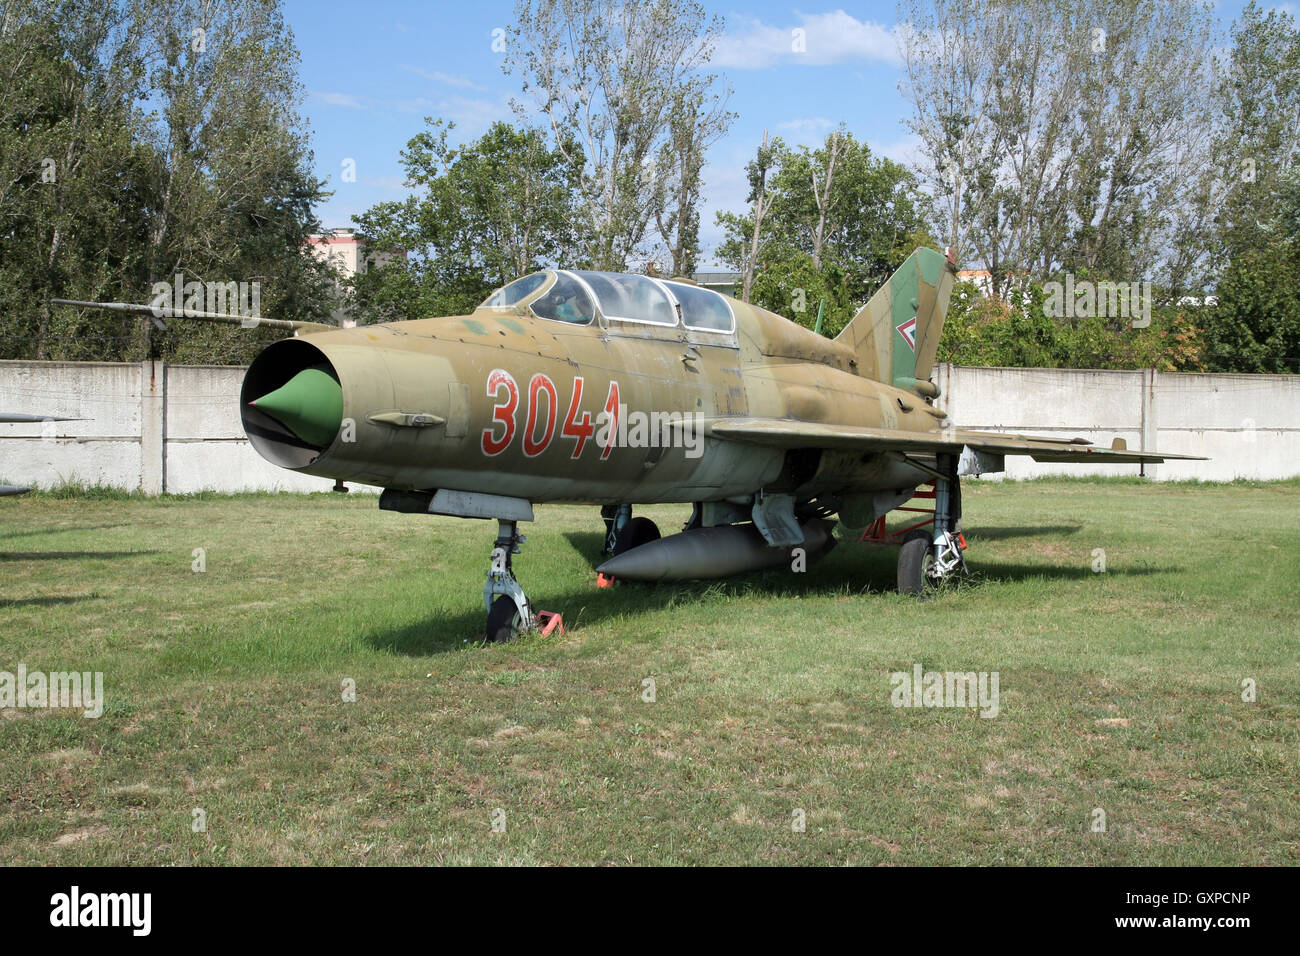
[248,365,343,447]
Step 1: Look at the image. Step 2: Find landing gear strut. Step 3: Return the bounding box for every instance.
[601,504,630,556]
[897,454,967,595]
[485,519,534,642]
[600,503,660,557]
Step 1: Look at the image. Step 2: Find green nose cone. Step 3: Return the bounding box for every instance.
[250,366,343,447]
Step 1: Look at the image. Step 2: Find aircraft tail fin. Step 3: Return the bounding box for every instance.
[834,247,956,391]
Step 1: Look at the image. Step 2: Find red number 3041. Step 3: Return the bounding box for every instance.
[481,370,618,459]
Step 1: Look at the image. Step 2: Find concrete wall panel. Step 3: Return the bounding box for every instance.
[2,360,1296,491]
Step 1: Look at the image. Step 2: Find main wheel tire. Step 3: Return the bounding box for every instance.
[485,595,522,643]
[613,516,660,556]
[897,529,935,596]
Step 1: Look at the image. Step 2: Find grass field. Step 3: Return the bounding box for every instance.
[1,477,1297,865]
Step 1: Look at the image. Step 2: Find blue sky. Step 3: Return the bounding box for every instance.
[284,0,1258,269]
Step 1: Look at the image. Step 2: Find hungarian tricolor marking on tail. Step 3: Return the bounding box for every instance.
[833,247,956,392]
[896,316,918,351]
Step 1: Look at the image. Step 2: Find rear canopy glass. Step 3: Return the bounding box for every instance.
[573,271,676,326]
[665,280,734,332]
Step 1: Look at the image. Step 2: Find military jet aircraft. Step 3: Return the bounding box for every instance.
[55,247,1201,641]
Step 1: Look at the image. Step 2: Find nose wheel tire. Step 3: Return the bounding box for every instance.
[486,595,523,643]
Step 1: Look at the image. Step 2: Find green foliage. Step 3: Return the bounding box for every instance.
[716,130,933,334]
[938,281,1209,371]
[1185,1,1300,374]
[748,248,853,336]
[505,0,731,272]
[0,0,336,364]
[1212,1,1300,264]
[773,131,932,295]
[349,120,583,322]
[1202,246,1300,373]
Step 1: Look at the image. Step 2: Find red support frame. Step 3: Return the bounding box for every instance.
[859,482,937,545]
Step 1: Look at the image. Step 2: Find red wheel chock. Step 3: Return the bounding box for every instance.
[595,572,616,588]
[534,610,565,637]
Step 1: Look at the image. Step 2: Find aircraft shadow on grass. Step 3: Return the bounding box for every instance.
[0,594,99,609]
[0,550,159,561]
[963,524,1083,541]
[363,529,1180,656]
[0,524,131,541]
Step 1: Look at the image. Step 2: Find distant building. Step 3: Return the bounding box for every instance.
[691,272,741,297]
[305,228,405,324]
[956,267,1035,308]
[957,268,995,297]
[305,228,403,277]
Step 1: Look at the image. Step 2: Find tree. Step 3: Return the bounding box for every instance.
[0,0,335,364]
[898,0,1217,294]
[770,129,933,301]
[936,280,1209,371]
[1202,248,1300,373]
[716,129,932,333]
[131,0,336,365]
[350,120,582,322]
[714,131,783,303]
[0,0,155,360]
[504,0,730,271]
[1210,1,1300,264]
[1197,1,1300,373]
[652,83,733,277]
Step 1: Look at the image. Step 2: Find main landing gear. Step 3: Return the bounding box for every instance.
[600,503,660,558]
[897,454,968,596]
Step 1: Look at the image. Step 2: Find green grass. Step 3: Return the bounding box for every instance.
[1,479,1297,865]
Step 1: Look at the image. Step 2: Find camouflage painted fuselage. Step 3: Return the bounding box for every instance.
[241,276,948,506]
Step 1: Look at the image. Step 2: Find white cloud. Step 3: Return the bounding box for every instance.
[316,90,497,118]
[775,116,835,145]
[316,91,365,109]
[873,133,923,166]
[434,94,513,137]
[712,10,901,70]
[363,175,409,190]
[313,91,434,112]
[403,66,496,93]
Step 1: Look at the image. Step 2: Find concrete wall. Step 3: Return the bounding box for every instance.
[0,360,346,493]
[1,359,1296,492]
[933,364,1300,481]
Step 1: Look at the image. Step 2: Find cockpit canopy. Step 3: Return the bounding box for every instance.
[480,270,734,333]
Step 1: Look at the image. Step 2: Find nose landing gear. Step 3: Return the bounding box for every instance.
[485,519,534,643]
